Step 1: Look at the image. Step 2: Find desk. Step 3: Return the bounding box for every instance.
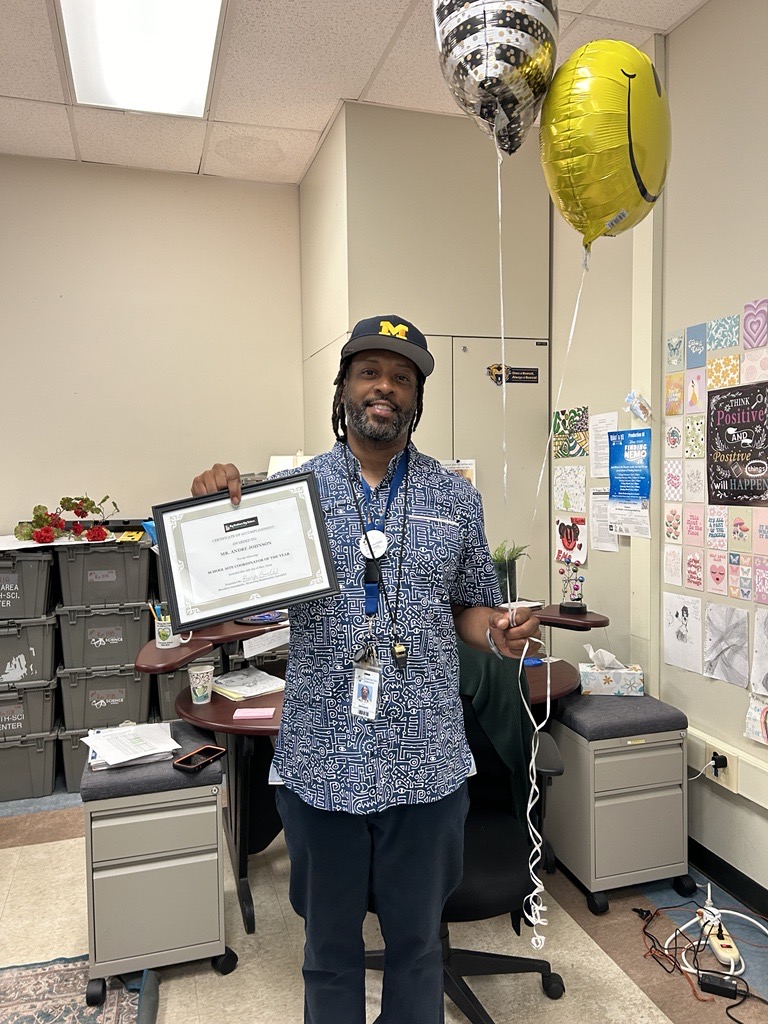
[525,659,580,703]
[176,684,284,935]
[536,606,610,631]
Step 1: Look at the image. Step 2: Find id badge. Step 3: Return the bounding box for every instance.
[351,663,380,720]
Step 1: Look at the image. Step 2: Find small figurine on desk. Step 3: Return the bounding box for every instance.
[559,557,587,615]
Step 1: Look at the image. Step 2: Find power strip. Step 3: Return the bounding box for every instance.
[706,923,741,966]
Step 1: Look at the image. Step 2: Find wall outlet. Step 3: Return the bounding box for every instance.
[705,741,739,793]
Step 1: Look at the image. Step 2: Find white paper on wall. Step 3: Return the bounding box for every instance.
[553,465,586,512]
[663,592,702,674]
[750,607,768,696]
[703,603,749,687]
[664,545,682,586]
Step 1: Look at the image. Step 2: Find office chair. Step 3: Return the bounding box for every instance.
[366,645,565,1023]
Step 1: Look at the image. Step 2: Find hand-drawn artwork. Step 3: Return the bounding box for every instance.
[664,503,682,543]
[707,384,768,506]
[754,556,768,605]
[750,607,768,696]
[552,406,589,458]
[554,514,588,563]
[684,547,703,590]
[665,417,683,456]
[664,592,702,674]
[706,353,740,390]
[743,696,768,747]
[706,505,727,550]
[706,551,728,596]
[666,332,684,371]
[706,315,740,351]
[665,373,684,416]
[683,504,705,545]
[684,414,706,458]
[685,371,706,415]
[728,552,752,601]
[743,298,768,349]
[686,323,706,369]
[741,349,768,384]
[664,460,683,502]
[704,603,748,687]
[553,465,586,512]
[729,508,752,552]
[685,462,707,503]
[664,545,682,586]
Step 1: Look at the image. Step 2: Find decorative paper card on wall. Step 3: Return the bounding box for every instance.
[553,465,586,511]
[728,552,752,601]
[684,371,706,415]
[684,547,704,590]
[706,314,740,350]
[706,505,728,549]
[742,298,768,349]
[664,460,683,502]
[741,349,768,384]
[663,592,702,675]
[666,332,684,371]
[752,508,768,555]
[704,603,748,687]
[552,406,589,458]
[706,353,740,390]
[664,503,682,544]
[664,545,683,586]
[743,696,768,747]
[706,551,728,595]
[684,414,706,458]
[684,462,707,503]
[750,607,768,696]
[728,508,752,551]
[665,373,684,416]
[754,555,768,604]
[686,323,707,368]
[664,417,683,456]
[683,504,705,545]
[554,514,588,563]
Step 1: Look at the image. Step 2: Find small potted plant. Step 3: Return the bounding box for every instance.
[491,540,529,601]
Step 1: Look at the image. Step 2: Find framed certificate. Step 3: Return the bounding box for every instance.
[153,473,339,633]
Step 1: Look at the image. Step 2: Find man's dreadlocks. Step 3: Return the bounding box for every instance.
[331,356,424,445]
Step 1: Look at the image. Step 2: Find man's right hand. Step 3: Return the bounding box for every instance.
[191,463,242,505]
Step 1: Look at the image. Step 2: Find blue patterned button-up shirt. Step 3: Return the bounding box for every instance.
[270,441,502,813]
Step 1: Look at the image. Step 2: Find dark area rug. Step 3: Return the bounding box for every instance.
[0,954,158,1024]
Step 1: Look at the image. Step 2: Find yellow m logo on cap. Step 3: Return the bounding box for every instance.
[379,320,409,339]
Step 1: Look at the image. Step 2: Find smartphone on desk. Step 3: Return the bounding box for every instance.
[172,744,226,773]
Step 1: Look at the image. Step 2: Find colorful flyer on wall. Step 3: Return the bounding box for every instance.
[708,383,768,505]
[728,552,752,601]
[554,514,588,563]
[684,547,703,590]
[683,504,705,545]
[706,505,728,549]
[552,406,589,458]
[706,551,728,595]
[607,429,651,539]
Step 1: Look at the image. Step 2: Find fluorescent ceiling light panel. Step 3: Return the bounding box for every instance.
[60,0,223,117]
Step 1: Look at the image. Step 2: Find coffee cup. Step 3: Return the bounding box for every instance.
[155,620,192,649]
[188,662,215,705]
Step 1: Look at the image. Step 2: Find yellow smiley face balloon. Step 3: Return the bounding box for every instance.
[539,40,671,250]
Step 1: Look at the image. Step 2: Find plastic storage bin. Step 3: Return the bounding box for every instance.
[0,729,57,800]
[155,650,222,721]
[0,550,53,619]
[57,664,151,730]
[0,679,57,738]
[56,540,151,606]
[0,615,57,683]
[56,603,151,669]
[60,724,89,793]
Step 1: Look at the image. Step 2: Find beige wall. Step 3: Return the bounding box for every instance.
[0,156,303,531]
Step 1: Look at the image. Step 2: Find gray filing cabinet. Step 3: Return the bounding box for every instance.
[81,722,237,1004]
[546,694,696,914]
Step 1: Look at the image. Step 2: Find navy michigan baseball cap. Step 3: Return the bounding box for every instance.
[341,315,434,377]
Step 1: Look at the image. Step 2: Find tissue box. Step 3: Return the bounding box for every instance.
[578,664,644,696]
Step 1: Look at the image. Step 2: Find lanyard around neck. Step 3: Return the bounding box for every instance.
[360,450,408,530]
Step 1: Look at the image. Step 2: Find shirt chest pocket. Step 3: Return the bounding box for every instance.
[408,513,462,590]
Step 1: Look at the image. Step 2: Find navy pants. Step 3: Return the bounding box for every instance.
[276,783,469,1024]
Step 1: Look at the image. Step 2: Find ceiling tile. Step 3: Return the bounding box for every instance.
[0,97,75,159]
[0,0,67,102]
[211,0,414,130]
[559,1,596,12]
[364,0,460,117]
[559,12,576,33]
[73,108,207,173]
[588,0,709,32]
[203,122,320,184]
[558,16,654,64]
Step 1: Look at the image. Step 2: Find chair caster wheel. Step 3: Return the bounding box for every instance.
[672,874,697,897]
[543,972,565,999]
[587,891,609,915]
[86,978,106,1006]
[212,946,238,975]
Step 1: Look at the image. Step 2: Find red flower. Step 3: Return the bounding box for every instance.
[71,522,85,536]
[74,504,87,518]
[85,525,108,542]
[48,514,66,530]
[32,526,55,544]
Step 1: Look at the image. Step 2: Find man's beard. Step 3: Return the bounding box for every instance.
[345,396,415,444]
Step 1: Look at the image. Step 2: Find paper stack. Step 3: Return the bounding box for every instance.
[212,665,286,701]
[82,722,180,770]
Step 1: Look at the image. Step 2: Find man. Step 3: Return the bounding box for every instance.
[192,314,538,1024]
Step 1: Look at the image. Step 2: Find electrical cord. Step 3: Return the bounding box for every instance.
[688,758,716,782]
